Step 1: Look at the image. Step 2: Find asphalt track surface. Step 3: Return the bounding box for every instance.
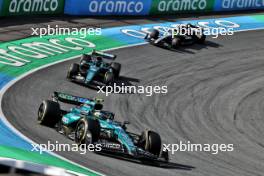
[2,18,264,176]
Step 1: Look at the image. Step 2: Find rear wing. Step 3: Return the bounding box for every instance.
[52,92,103,107]
[91,50,116,60]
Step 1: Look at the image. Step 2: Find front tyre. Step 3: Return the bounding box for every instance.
[75,118,100,146]
[38,100,61,127]
[194,28,206,44]
[111,62,121,78]
[160,150,169,162]
[67,63,79,79]
[141,130,162,156]
[171,38,181,49]
[150,29,159,40]
[197,34,206,44]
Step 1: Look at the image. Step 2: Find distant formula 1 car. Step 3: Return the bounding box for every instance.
[37,92,169,163]
[67,50,121,86]
[145,24,206,49]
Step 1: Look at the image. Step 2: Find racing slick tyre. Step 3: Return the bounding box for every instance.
[150,29,159,39]
[160,150,169,162]
[141,130,162,156]
[38,100,61,127]
[67,63,79,79]
[197,34,206,44]
[111,62,121,78]
[171,38,181,49]
[75,118,101,146]
[80,55,91,76]
[104,71,114,85]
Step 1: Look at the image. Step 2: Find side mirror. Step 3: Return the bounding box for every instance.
[122,121,130,130]
[123,121,130,125]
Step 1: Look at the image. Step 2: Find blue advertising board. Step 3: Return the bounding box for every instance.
[214,0,264,11]
[64,0,152,15]
[0,0,3,15]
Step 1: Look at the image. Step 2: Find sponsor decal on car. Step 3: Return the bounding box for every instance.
[56,92,88,103]
[101,142,123,150]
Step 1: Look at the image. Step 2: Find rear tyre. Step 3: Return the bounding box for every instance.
[197,34,206,44]
[38,100,61,127]
[150,29,159,39]
[67,63,79,79]
[104,71,114,85]
[75,118,101,146]
[111,62,121,78]
[141,130,162,156]
[171,38,181,49]
[160,150,169,162]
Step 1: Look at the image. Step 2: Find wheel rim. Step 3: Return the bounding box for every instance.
[105,72,112,83]
[105,73,109,81]
[76,123,85,143]
[67,71,71,78]
[38,103,44,122]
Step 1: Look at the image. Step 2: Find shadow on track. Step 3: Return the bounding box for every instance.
[115,76,140,86]
[152,40,222,54]
[96,152,195,171]
[66,75,140,92]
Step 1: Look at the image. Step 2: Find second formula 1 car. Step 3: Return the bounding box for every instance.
[145,23,206,49]
[67,50,121,86]
[37,92,169,163]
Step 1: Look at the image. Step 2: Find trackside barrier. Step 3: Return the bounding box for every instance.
[64,0,152,15]
[0,0,263,16]
[0,0,65,16]
[149,0,215,15]
[64,0,264,16]
[214,0,264,11]
[0,0,3,15]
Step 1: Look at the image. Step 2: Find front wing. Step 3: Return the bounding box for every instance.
[94,140,168,163]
